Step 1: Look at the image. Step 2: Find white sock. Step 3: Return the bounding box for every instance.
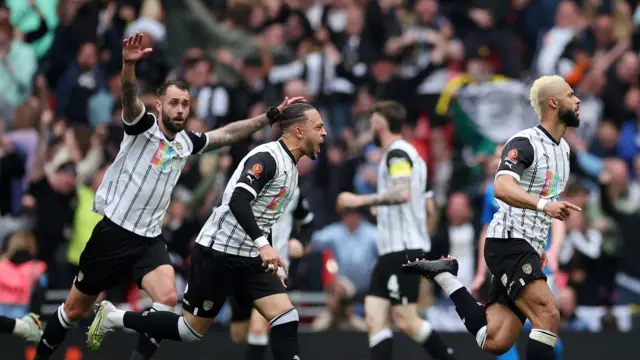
[530,329,557,347]
[106,309,126,328]
[151,302,174,313]
[177,316,202,342]
[247,332,269,346]
[412,320,433,343]
[476,325,488,349]
[12,319,30,337]
[369,328,393,348]
[434,272,464,296]
[57,305,75,329]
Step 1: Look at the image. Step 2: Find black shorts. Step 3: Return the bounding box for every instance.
[368,249,423,305]
[183,245,287,319]
[484,237,547,323]
[74,217,171,296]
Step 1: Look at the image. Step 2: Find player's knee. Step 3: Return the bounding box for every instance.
[63,298,91,321]
[390,309,414,335]
[155,288,178,308]
[528,298,560,332]
[249,317,269,335]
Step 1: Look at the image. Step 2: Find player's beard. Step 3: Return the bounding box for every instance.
[162,109,185,133]
[304,138,317,160]
[558,107,580,128]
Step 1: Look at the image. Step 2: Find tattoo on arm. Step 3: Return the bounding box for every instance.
[349,177,411,210]
[204,114,269,151]
[121,62,143,122]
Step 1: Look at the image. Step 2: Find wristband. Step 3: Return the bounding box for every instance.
[253,236,269,249]
[537,199,548,212]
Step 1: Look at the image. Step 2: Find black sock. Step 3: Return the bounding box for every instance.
[0,316,16,334]
[527,329,557,360]
[245,333,269,360]
[269,309,299,360]
[449,288,488,337]
[423,330,458,360]
[245,344,268,360]
[129,334,158,360]
[123,311,202,343]
[35,306,74,360]
[370,329,393,360]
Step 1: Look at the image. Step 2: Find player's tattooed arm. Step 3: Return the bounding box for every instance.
[202,96,307,152]
[121,63,143,123]
[337,177,411,213]
[203,114,270,151]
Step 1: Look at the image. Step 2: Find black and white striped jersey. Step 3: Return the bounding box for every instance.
[195,140,299,257]
[93,106,208,237]
[271,187,314,267]
[376,139,430,255]
[486,125,571,253]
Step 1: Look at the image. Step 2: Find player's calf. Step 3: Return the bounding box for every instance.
[245,310,270,360]
[364,296,393,360]
[254,293,300,360]
[35,285,97,359]
[515,280,560,360]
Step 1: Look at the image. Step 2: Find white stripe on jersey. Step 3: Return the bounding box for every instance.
[487,126,571,253]
[93,108,206,237]
[376,140,430,255]
[196,141,299,257]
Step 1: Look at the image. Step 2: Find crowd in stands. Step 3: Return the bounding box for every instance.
[1,0,640,332]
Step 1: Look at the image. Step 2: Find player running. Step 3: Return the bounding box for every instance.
[336,101,457,360]
[229,187,314,359]
[403,75,580,360]
[472,144,565,360]
[34,33,303,360]
[87,103,326,360]
[0,314,42,342]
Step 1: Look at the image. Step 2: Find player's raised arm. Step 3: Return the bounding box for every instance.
[201,96,306,152]
[121,33,152,126]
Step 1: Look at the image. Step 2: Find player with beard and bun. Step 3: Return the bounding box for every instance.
[34,33,305,360]
[336,101,457,360]
[86,103,326,360]
[403,75,581,360]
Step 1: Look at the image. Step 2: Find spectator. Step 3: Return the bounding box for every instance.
[311,276,367,332]
[0,231,47,318]
[0,15,37,125]
[558,286,590,331]
[310,209,378,295]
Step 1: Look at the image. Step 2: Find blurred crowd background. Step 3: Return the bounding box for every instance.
[1,0,640,334]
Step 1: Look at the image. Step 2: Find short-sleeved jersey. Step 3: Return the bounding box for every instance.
[93,106,208,237]
[486,125,571,253]
[376,139,430,255]
[195,140,299,257]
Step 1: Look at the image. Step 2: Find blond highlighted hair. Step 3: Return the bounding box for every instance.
[529,75,565,119]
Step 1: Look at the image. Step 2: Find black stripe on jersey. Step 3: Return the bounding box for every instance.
[110,135,154,215]
[537,137,551,239]
[521,138,540,239]
[144,168,175,237]
[133,167,170,229]
[121,164,153,226]
[104,181,113,206]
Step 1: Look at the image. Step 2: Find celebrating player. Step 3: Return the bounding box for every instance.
[403,75,581,360]
[336,101,457,360]
[229,187,314,359]
[87,103,326,360]
[473,144,565,360]
[34,33,304,360]
[0,314,42,342]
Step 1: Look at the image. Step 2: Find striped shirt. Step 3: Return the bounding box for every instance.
[486,125,571,253]
[271,187,314,267]
[376,140,430,255]
[93,106,208,237]
[196,140,299,257]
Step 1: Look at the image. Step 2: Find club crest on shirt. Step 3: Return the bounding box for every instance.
[504,149,518,164]
[175,142,183,151]
[248,163,263,179]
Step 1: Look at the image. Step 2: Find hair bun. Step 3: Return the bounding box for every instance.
[266,106,282,125]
